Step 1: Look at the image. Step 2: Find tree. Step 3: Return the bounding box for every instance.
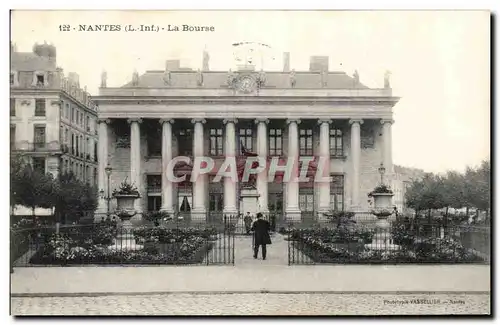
[12,162,56,215]
[53,172,98,224]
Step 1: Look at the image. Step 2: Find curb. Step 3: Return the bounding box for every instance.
[11,291,491,298]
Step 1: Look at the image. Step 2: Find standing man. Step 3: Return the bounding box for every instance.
[243,212,253,235]
[251,213,272,260]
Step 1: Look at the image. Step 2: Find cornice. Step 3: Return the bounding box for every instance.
[93,96,400,106]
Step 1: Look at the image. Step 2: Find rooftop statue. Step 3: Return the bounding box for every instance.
[132,70,139,86]
[101,70,107,88]
[353,70,360,85]
[196,69,204,86]
[257,70,266,88]
[289,69,296,88]
[384,70,392,89]
[227,69,236,88]
[321,70,328,87]
[163,70,171,86]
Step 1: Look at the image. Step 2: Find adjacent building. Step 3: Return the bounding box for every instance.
[10,42,99,185]
[392,165,427,213]
[95,52,400,223]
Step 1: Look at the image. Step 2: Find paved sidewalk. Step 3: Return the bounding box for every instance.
[11,264,490,296]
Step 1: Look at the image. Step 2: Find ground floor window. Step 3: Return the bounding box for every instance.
[299,188,314,213]
[177,182,192,213]
[147,196,162,211]
[330,174,344,211]
[32,157,45,174]
[209,175,223,212]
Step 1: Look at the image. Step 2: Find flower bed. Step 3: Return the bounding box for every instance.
[132,226,219,244]
[290,227,486,264]
[28,224,217,265]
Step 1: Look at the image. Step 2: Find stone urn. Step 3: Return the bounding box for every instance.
[365,191,400,251]
[109,193,143,251]
[114,193,139,227]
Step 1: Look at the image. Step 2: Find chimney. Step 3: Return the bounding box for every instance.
[309,56,329,72]
[165,60,180,71]
[283,52,290,72]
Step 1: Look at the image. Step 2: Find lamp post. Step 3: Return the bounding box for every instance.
[99,165,113,219]
[378,163,386,186]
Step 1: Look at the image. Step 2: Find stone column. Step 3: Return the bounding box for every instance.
[349,119,363,211]
[223,118,238,216]
[255,118,269,214]
[318,119,332,221]
[97,118,110,215]
[381,119,394,175]
[285,119,301,222]
[191,118,207,222]
[160,119,175,214]
[128,118,143,213]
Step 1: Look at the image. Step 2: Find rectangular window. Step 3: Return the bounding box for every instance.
[178,128,193,156]
[209,128,224,156]
[299,189,315,212]
[34,99,46,117]
[330,175,344,211]
[208,175,223,212]
[33,157,45,174]
[147,196,162,212]
[33,125,46,149]
[177,182,192,213]
[76,110,80,125]
[239,128,253,153]
[71,107,75,122]
[299,128,313,156]
[80,112,84,127]
[330,128,344,157]
[146,175,161,193]
[86,116,90,132]
[10,124,15,148]
[268,128,282,156]
[10,98,15,116]
[65,103,70,119]
[147,127,161,157]
[10,73,14,85]
[36,74,45,85]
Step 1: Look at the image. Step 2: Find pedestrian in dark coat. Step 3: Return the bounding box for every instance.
[251,213,272,260]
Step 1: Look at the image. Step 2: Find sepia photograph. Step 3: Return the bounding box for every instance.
[8,9,491,316]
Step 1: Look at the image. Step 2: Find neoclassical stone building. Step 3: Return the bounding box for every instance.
[94,53,400,223]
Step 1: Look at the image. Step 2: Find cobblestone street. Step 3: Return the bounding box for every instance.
[11,293,490,315]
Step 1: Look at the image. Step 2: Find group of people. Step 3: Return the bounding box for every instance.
[242,212,272,260]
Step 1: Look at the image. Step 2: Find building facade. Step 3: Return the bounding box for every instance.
[392,165,427,214]
[10,43,99,184]
[95,53,400,223]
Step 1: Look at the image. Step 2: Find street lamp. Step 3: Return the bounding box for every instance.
[378,163,386,185]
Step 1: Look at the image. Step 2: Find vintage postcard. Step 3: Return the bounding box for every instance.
[9,10,490,316]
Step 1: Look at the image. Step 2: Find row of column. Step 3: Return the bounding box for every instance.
[97,118,394,217]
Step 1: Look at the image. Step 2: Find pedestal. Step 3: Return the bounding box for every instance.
[109,213,143,251]
[364,192,399,251]
[364,216,400,251]
[239,187,260,216]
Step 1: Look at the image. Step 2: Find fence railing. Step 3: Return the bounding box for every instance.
[286,222,490,265]
[11,219,236,267]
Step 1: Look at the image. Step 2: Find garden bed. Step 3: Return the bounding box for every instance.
[289,227,487,264]
[27,224,221,266]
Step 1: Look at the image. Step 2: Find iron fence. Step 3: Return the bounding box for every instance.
[287,221,490,265]
[11,218,235,267]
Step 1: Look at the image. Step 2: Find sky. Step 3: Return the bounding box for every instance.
[10,10,490,174]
